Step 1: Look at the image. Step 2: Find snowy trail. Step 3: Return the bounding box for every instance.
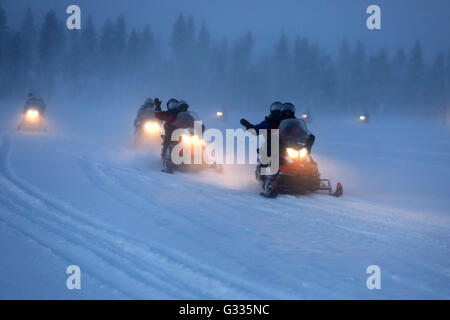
[0,134,261,299]
[75,156,282,298]
[1,119,449,299]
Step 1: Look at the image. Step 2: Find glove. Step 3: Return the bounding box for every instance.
[306,134,315,153]
[154,98,162,111]
[240,118,254,130]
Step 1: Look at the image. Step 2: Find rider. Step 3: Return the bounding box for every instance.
[280,102,296,120]
[24,93,46,114]
[240,101,283,159]
[281,102,315,153]
[239,102,284,196]
[240,101,316,197]
[154,98,186,159]
[240,101,283,135]
[134,98,156,131]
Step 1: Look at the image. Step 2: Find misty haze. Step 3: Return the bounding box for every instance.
[0,1,449,301]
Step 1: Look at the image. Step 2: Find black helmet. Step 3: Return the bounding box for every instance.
[282,102,295,114]
[270,101,283,113]
[167,98,179,110]
[177,100,189,112]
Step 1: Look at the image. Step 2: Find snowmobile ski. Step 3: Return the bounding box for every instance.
[329,182,343,197]
[161,167,174,174]
[260,191,278,198]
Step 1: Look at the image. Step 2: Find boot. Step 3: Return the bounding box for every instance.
[261,173,280,198]
[161,156,173,173]
[161,143,174,173]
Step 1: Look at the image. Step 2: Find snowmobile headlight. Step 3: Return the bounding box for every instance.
[216,111,223,117]
[26,109,39,121]
[360,115,366,121]
[299,148,308,159]
[301,114,308,119]
[182,134,192,143]
[182,134,203,145]
[286,148,299,159]
[192,135,204,145]
[144,121,160,133]
[191,135,199,143]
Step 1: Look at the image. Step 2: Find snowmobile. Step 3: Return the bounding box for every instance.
[256,118,343,198]
[162,111,221,173]
[358,112,370,123]
[300,109,312,123]
[18,104,47,131]
[215,110,226,121]
[134,110,162,147]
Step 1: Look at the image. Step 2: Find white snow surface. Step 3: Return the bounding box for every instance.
[0,100,449,299]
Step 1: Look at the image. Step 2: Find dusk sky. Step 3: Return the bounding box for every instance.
[1,0,449,59]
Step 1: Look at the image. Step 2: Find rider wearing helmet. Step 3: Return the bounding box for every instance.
[154,98,181,122]
[176,100,189,113]
[239,101,284,197]
[240,101,283,155]
[155,98,190,159]
[281,102,296,120]
[166,98,179,110]
[240,101,283,134]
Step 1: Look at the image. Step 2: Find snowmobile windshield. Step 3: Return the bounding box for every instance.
[278,119,310,143]
[173,111,200,129]
[26,98,44,108]
[140,108,155,118]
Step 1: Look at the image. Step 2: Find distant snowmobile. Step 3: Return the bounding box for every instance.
[162,111,221,173]
[134,117,162,147]
[18,93,47,131]
[358,112,370,123]
[215,110,226,120]
[256,118,343,198]
[300,109,312,123]
[134,99,162,147]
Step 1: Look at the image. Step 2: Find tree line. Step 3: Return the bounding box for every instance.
[0,7,449,117]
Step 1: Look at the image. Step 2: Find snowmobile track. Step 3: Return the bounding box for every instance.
[75,155,286,298]
[0,133,255,299]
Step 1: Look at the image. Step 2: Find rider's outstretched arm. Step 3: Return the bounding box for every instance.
[253,120,272,135]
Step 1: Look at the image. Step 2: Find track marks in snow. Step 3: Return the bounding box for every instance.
[0,134,254,299]
[76,155,292,298]
[3,131,449,299]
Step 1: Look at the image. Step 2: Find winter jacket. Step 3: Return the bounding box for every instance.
[253,115,281,135]
[154,109,181,124]
[249,114,281,157]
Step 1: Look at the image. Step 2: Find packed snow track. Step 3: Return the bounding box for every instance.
[0,115,449,299]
